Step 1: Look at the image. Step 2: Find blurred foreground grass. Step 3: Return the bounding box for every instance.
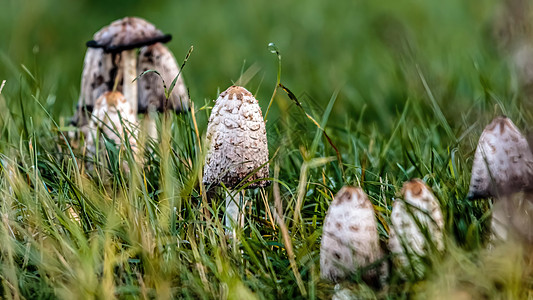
[0,0,532,299]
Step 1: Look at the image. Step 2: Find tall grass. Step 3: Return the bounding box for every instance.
[0,55,531,299]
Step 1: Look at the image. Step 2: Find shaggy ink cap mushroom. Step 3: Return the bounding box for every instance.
[86,91,138,158]
[320,186,387,285]
[388,178,444,276]
[468,116,533,199]
[86,17,172,119]
[203,86,270,189]
[71,47,114,128]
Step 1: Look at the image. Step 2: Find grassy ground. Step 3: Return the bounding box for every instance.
[1,0,532,299]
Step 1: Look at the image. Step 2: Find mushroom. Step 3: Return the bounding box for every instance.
[71,47,114,134]
[468,116,533,245]
[86,91,138,165]
[468,116,533,199]
[203,86,269,234]
[388,179,444,277]
[72,17,189,138]
[86,17,172,115]
[137,42,189,138]
[137,42,189,114]
[320,186,387,285]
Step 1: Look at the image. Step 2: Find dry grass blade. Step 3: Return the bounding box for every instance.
[294,156,335,225]
[235,62,261,87]
[273,164,307,296]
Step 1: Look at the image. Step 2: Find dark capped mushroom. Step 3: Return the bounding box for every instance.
[72,17,189,135]
[137,42,188,114]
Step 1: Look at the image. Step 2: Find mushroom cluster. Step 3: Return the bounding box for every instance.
[320,179,444,286]
[203,85,269,233]
[72,17,189,140]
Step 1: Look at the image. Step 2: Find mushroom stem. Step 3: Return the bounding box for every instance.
[225,190,245,238]
[144,109,158,141]
[122,49,138,115]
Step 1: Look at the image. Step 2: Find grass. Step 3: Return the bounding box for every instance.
[1,0,533,299]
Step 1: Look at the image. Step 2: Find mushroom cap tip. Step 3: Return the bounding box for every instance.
[219,85,254,101]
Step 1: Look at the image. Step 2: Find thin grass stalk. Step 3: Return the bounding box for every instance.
[273,163,307,296]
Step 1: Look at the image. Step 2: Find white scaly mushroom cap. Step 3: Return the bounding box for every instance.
[388,179,444,272]
[468,116,533,199]
[320,186,386,283]
[203,86,269,189]
[87,91,137,155]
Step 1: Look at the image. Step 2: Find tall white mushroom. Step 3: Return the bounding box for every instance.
[468,116,533,245]
[72,17,189,139]
[203,86,269,234]
[320,186,387,285]
[388,179,444,277]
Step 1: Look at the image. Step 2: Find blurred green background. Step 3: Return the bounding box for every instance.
[0,0,510,130]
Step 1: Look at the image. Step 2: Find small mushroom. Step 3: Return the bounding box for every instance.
[467,116,533,199]
[72,17,189,136]
[320,186,387,285]
[388,179,444,277]
[203,86,269,233]
[86,91,138,160]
